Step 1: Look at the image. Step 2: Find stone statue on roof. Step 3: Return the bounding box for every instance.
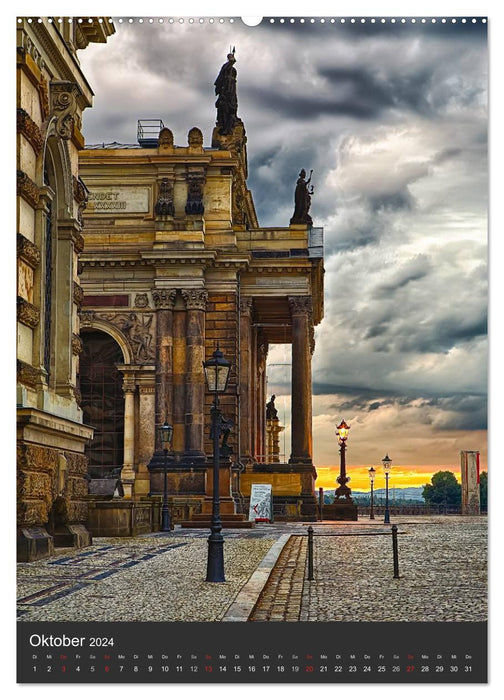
[215,48,238,135]
[290,169,314,225]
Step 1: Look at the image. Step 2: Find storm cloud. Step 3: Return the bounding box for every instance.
[78,17,488,469]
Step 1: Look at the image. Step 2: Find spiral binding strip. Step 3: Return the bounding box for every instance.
[18,17,488,25]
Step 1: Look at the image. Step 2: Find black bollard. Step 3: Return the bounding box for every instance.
[392,524,400,579]
[307,526,314,581]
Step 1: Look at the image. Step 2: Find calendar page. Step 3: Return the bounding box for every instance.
[16,10,488,685]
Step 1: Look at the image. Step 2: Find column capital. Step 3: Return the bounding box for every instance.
[288,295,313,318]
[181,288,208,311]
[152,288,177,309]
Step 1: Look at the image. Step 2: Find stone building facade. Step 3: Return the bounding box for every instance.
[16,17,115,560]
[78,59,324,523]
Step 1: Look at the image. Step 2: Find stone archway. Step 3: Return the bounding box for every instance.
[79,329,125,478]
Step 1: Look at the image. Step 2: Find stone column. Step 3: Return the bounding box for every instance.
[289,296,313,464]
[152,289,176,450]
[172,307,186,456]
[122,379,136,498]
[137,385,156,496]
[239,297,253,461]
[257,343,268,461]
[181,289,208,464]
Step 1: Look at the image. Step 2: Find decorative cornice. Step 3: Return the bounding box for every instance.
[17,296,40,328]
[17,170,40,208]
[288,295,313,318]
[181,288,208,311]
[17,233,41,269]
[17,108,44,155]
[152,289,177,310]
[50,81,83,141]
[17,359,39,388]
[72,333,84,355]
[73,283,84,308]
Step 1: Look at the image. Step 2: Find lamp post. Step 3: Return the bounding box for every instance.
[158,421,173,532]
[334,419,352,500]
[203,344,231,583]
[382,453,392,524]
[368,466,376,520]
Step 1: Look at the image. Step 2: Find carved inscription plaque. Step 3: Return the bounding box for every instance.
[87,186,150,214]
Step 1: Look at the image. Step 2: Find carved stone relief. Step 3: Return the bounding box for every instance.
[134,293,150,308]
[154,178,175,217]
[95,312,155,363]
[17,170,40,208]
[17,108,44,155]
[185,173,205,215]
[181,289,208,311]
[152,289,177,310]
[50,81,82,141]
[17,296,40,328]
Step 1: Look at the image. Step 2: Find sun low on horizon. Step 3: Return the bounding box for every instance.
[314,464,474,491]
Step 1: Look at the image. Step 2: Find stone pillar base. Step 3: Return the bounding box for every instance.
[53,523,92,549]
[323,502,358,521]
[17,526,54,562]
[201,495,236,515]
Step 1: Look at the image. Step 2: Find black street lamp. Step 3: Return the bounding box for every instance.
[203,344,231,583]
[382,453,392,524]
[158,421,173,532]
[334,419,352,500]
[368,466,376,520]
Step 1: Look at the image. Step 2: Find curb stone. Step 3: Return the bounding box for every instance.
[221,533,291,622]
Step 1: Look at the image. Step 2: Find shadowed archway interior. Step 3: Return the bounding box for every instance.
[79,329,125,478]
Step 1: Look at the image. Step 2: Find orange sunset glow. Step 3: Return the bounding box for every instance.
[315,465,465,491]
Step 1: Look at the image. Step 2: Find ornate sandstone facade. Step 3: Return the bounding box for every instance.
[16,17,115,561]
[78,61,324,523]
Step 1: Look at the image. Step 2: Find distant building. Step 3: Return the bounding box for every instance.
[78,53,324,524]
[17,17,115,561]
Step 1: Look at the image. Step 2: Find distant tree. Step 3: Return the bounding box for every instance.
[480,471,488,509]
[422,471,461,506]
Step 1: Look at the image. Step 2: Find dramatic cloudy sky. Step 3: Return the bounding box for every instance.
[78,16,488,489]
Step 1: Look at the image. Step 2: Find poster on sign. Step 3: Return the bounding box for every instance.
[248,484,273,522]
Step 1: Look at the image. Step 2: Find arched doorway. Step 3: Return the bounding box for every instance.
[79,329,125,478]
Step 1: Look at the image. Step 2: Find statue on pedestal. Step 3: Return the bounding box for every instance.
[215,48,238,135]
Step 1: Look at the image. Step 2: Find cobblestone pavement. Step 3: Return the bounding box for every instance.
[249,535,306,621]
[16,517,487,624]
[17,530,276,623]
[299,516,487,622]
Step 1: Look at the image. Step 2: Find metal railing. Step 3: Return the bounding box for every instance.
[306,525,401,581]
